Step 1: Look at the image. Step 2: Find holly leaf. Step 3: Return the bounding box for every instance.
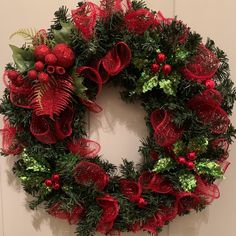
[53,21,75,44]
[9,45,34,73]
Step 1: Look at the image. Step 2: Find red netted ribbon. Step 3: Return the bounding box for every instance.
[150,109,183,147]
[183,44,220,81]
[74,161,109,191]
[96,194,119,234]
[48,202,84,224]
[67,138,101,158]
[33,29,48,46]
[187,89,229,134]
[139,172,173,193]
[80,99,103,113]
[0,118,23,155]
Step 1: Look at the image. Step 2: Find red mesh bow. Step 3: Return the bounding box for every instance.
[142,212,164,235]
[48,202,84,224]
[139,172,173,193]
[187,90,229,134]
[74,161,109,191]
[183,44,219,81]
[150,109,183,147]
[0,118,23,155]
[80,99,103,113]
[67,138,101,158]
[33,29,48,46]
[96,194,119,234]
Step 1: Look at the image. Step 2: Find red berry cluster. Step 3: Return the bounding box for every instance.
[151,52,172,76]
[44,173,61,190]
[177,152,197,170]
[7,70,24,86]
[28,43,75,83]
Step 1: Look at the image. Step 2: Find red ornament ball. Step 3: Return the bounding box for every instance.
[7,70,19,81]
[34,44,51,61]
[205,79,215,89]
[187,152,197,160]
[38,72,49,83]
[151,63,160,74]
[186,161,195,170]
[52,173,60,182]
[52,43,75,69]
[178,156,186,165]
[156,53,166,63]
[44,179,52,187]
[27,70,38,80]
[162,64,172,75]
[45,53,58,65]
[53,183,61,190]
[34,61,45,71]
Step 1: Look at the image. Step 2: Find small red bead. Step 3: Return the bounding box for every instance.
[186,161,195,170]
[45,53,58,65]
[156,53,166,63]
[44,179,52,187]
[178,156,186,165]
[38,72,49,83]
[7,70,19,81]
[52,173,60,182]
[205,79,215,89]
[187,152,197,160]
[151,63,160,74]
[53,183,61,190]
[55,66,66,75]
[35,61,45,71]
[27,70,38,80]
[162,64,172,75]
[138,197,148,208]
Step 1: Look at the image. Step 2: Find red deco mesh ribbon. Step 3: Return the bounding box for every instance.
[96,194,119,234]
[183,44,220,81]
[0,118,23,155]
[74,161,109,191]
[48,202,84,224]
[142,212,164,235]
[150,109,183,147]
[139,172,173,193]
[67,138,101,158]
[119,179,141,202]
[33,29,48,46]
[80,99,103,113]
[187,89,229,134]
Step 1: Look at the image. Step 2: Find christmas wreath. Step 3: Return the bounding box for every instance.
[0,0,236,235]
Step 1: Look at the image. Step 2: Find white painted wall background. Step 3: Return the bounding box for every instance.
[0,1,236,236]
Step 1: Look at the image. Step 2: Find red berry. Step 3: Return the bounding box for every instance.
[55,66,66,75]
[53,183,61,190]
[178,156,186,165]
[38,72,49,83]
[34,44,51,61]
[156,53,166,63]
[138,197,148,208]
[186,161,195,170]
[52,173,60,182]
[7,70,19,81]
[44,179,52,187]
[162,64,172,75]
[187,152,197,160]
[205,79,215,89]
[35,61,45,71]
[151,63,160,74]
[52,44,75,68]
[27,70,38,80]
[47,65,55,74]
[45,53,58,65]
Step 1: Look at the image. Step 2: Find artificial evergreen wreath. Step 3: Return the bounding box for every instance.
[0,0,236,235]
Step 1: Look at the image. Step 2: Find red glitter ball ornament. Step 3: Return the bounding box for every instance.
[34,61,45,71]
[162,64,172,75]
[27,70,38,80]
[187,152,197,160]
[178,156,186,165]
[52,44,75,68]
[52,173,60,182]
[45,53,58,65]
[187,161,195,169]
[7,70,19,81]
[156,53,166,63]
[151,63,160,74]
[34,44,51,61]
[205,79,215,89]
[53,183,61,190]
[38,72,49,83]
[44,179,52,187]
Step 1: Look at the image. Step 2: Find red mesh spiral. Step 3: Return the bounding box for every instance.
[33,29,48,46]
[80,99,103,113]
[129,221,142,233]
[96,194,119,234]
[48,202,84,224]
[150,109,183,147]
[155,11,173,25]
[202,89,223,105]
[93,59,110,84]
[67,138,101,158]
[30,114,57,144]
[102,42,131,76]
[10,92,32,109]
[55,107,74,140]
[183,44,220,81]
[74,161,109,191]
[0,118,23,155]
[142,212,164,235]
[187,91,229,134]
[158,205,178,222]
[194,176,220,204]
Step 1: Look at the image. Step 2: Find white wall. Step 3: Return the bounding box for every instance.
[0,1,235,236]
